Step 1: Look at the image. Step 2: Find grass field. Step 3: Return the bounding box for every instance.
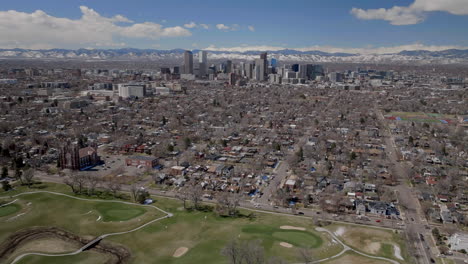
[327,224,410,263]
[0,183,410,264]
[0,203,21,217]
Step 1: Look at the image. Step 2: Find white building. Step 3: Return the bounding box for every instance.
[118,83,145,99]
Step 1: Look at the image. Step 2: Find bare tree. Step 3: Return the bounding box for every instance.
[221,239,243,264]
[176,186,190,209]
[22,168,35,188]
[86,175,100,196]
[190,184,204,209]
[130,183,139,202]
[64,172,86,194]
[106,179,122,197]
[297,247,314,264]
[216,192,241,216]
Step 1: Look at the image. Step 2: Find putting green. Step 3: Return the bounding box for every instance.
[94,203,146,222]
[0,203,21,217]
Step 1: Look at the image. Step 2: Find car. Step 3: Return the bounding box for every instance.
[297,212,304,215]
[411,217,415,221]
[316,211,321,214]
[376,219,381,223]
[430,258,435,263]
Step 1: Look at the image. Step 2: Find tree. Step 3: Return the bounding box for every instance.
[221,239,267,264]
[22,168,35,188]
[190,184,204,210]
[1,166,8,179]
[216,192,241,216]
[297,247,314,264]
[136,189,150,204]
[221,239,243,264]
[64,172,86,194]
[106,179,122,197]
[176,187,190,209]
[1,181,12,191]
[130,183,139,202]
[86,175,100,196]
[184,137,192,150]
[14,169,23,184]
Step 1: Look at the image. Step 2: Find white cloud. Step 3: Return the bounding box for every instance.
[351,0,468,25]
[200,24,210,29]
[248,25,255,32]
[205,43,468,54]
[216,24,230,31]
[0,6,191,49]
[216,24,240,31]
[184,22,197,28]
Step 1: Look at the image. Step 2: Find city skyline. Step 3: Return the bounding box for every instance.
[0,0,468,53]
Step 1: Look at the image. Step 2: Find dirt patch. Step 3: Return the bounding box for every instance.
[0,227,131,264]
[15,237,80,254]
[366,242,381,254]
[173,247,188,257]
[279,242,293,248]
[279,225,306,231]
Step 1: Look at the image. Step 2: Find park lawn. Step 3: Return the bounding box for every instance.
[0,190,164,243]
[0,203,21,217]
[107,196,342,264]
[327,224,411,263]
[16,251,110,264]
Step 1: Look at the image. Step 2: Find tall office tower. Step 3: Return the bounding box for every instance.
[184,50,193,74]
[228,73,236,86]
[225,60,232,73]
[173,66,180,74]
[291,64,299,72]
[198,51,207,76]
[254,58,265,81]
[245,63,253,79]
[239,62,245,76]
[259,52,268,79]
[298,64,307,79]
[270,58,277,67]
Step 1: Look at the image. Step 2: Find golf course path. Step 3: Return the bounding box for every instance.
[0,191,172,264]
[0,199,18,208]
[295,227,401,264]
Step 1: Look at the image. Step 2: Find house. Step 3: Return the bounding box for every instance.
[368,201,388,215]
[170,166,186,176]
[355,199,367,215]
[440,210,453,223]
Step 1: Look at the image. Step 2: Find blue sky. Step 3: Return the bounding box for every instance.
[1,0,468,53]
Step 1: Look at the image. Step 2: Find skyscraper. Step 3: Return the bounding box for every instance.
[255,58,265,81]
[184,50,193,74]
[225,60,232,73]
[198,51,207,76]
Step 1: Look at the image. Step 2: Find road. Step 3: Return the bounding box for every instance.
[375,106,435,264]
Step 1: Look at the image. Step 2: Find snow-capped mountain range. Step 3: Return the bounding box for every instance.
[1,48,468,64]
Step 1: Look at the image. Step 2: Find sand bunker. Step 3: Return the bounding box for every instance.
[279,242,293,248]
[366,242,381,254]
[173,247,189,257]
[334,227,345,236]
[394,244,403,260]
[280,225,306,231]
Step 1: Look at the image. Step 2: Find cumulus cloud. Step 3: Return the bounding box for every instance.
[200,24,210,29]
[184,22,197,28]
[248,25,255,32]
[351,0,468,25]
[0,6,191,49]
[216,24,240,31]
[205,43,468,54]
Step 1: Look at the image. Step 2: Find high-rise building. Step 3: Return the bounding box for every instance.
[255,58,266,81]
[184,50,193,74]
[225,60,233,73]
[291,64,299,72]
[298,64,307,79]
[228,73,236,86]
[270,58,277,68]
[198,51,207,77]
[245,63,253,79]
